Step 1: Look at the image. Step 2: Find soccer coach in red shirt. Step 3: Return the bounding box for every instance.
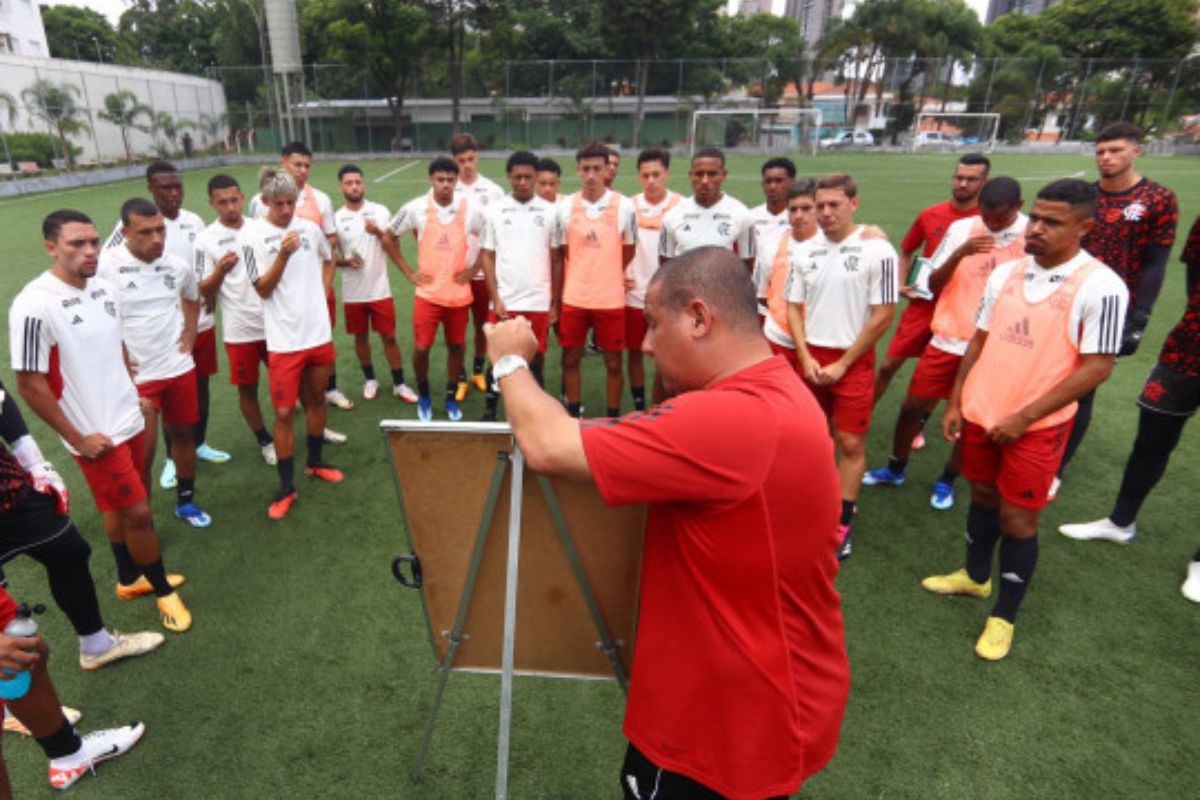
[485,246,849,799]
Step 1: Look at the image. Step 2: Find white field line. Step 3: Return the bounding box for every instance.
[374,160,421,183]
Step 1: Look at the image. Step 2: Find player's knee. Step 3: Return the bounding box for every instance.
[970,481,1001,508]
[999,504,1038,538]
[275,406,295,425]
[381,334,397,346]
[835,430,865,457]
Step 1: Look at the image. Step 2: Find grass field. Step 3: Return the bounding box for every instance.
[0,152,1197,799]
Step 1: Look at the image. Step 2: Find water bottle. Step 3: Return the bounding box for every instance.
[0,603,45,700]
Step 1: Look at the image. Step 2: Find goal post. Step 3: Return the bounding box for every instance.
[690,108,822,158]
[910,112,1001,154]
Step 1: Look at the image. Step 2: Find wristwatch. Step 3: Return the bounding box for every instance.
[491,355,529,388]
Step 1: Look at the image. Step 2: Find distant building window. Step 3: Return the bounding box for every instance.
[0,34,17,55]
[28,39,41,56]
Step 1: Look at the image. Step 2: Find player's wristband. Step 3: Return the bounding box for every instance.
[492,355,529,389]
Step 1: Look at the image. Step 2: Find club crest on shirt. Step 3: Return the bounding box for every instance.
[164,274,177,290]
[104,300,116,317]
[533,216,545,227]
[844,255,860,272]
[717,222,732,237]
[1123,202,1147,222]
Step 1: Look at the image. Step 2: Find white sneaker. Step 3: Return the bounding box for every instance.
[1047,476,1061,501]
[1182,560,1200,603]
[261,442,277,465]
[158,459,176,490]
[323,427,347,444]
[1058,517,1136,544]
[393,383,418,404]
[363,379,379,401]
[48,721,145,789]
[326,388,354,410]
[79,630,165,671]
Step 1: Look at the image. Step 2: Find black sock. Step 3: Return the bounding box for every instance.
[361,363,376,381]
[567,403,582,418]
[472,357,484,374]
[35,720,82,761]
[992,535,1039,623]
[606,406,620,417]
[141,559,173,597]
[163,424,173,459]
[194,415,209,449]
[327,373,337,391]
[391,368,405,385]
[485,368,499,413]
[1193,546,1200,562]
[110,543,141,586]
[176,477,195,507]
[918,412,931,431]
[965,503,1002,584]
[417,380,430,397]
[937,465,960,485]
[445,382,456,404]
[631,386,646,411]
[277,456,295,494]
[254,427,273,447]
[840,500,856,527]
[306,435,323,467]
[888,455,909,475]
[457,369,467,383]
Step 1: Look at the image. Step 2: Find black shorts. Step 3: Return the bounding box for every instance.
[620,743,790,800]
[1138,363,1200,417]
[0,492,74,564]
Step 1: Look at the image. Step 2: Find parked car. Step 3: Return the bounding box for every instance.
[914,131,962,148]
[822,129,876,149]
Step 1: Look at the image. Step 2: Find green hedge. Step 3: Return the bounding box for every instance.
[1,132,82,168]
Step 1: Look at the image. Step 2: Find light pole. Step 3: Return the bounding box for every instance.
[238,0,277,151]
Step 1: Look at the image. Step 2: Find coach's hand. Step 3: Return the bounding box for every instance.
[484,318,538,362]
[73,433,114,461]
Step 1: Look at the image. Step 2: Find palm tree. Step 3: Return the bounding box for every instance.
[196,112,228,149]
[0,91,17,170]
[98,90,152,164]
[152,112,196,155]
[21,80,90,169]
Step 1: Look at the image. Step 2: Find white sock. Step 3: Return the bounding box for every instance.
[79,629,115,657]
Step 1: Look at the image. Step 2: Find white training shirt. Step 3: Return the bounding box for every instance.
[764,232,824,349]
[334,201,393,304]
[455,174,505,273]
[786,226,901,350]
[480,194,557,312]
[975,250,1129,355]
[749,203,792,298]
[627,191,682,309]
[9,272,144,453]
[659,194,755,260]
[922,213,1028,356]
[104,209,211,332]
[248,186,337,237]
[195,218,267,344]
[244,217,333,353]
[97,244,198,384]
[552,189,637,248]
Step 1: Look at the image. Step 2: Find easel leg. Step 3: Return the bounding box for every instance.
[495,447,525,800]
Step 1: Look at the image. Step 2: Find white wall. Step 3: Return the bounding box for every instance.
[0,54,228,162]
[0,0,50,58]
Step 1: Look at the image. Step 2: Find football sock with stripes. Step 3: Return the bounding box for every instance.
[993,534,1038,623]
[631,386,646,411]
[177,478,195,507]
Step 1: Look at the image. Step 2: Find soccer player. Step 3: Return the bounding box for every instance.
[97,198,212,529]
[450,133,505,399]
[1052,122,1178,498]
[659,147,754,271]
[624,148,682,411]
[750,157,797,314]
[762,181,819,372]
[555,141,637,418]
[385,157,483,422]
[535,158,562,204]
[863,178,1027,511]
[245,170,344,521]
[786,174,899,560]
[484,247,849,799]
[478,151,560,421]
[333,164,418,404]
[12,209,191,632]
[196,174,278,465]
[926,179,1128,661]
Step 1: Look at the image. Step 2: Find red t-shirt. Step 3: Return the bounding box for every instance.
[580,356,849,799]
[901,200,980,258]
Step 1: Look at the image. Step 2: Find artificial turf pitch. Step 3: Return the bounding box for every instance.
[0,152,1195,798]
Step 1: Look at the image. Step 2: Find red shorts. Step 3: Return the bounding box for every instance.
[225,340,269,387]
[412,296,470,350]
[74,432,148,513]
[768,340,802,375]
[886,298,935,361]
[345,298,397,336]
[268,341,336,410]
[487,310,549,354]
[470,280,491,325]
[959,419,1072,510]
[625,306,648,352]
[193,328,218,377]
[558,304,625,350]
[326,288,337,326]
[803,346,875,435]
[137,370,199,426]
[907,344,963,401]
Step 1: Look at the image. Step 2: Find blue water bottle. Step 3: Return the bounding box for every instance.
[0,603,45,700]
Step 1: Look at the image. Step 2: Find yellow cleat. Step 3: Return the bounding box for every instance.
[454,381,469,402]
[471,372,487,393]
[116,574,187,601]
[921,568,991,598]
[974,616,1014,661]
[156,592,192,633]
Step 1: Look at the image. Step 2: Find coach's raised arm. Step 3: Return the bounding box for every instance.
[484,246,850,800]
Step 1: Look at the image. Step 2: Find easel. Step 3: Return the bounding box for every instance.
[382,422,640,799]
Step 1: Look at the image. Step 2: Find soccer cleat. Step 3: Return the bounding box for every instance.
[394,383,418,404]
[261,442,278,465]
[863,466,906,486]
[195,443,230,463]
[1058,517,1136,544]
[912,432,926,451]
[115,574,186,601]
[471,373,487,392]
[446,399,463,422]
[304,464,344,483]
[4,706,81,738]
[158,459,176,490]
[325,388,355,410]
[79,630,165,672]
[155,593,191,633]
[48,721,145,789]
[930,480,956,511]
[454,381,469,402]
[1047,476,1062,501]
[1182,561,1200,603]
[268,490,298,520]
[974,616,1015,661]
[362,379,380,401]
[921,567,992,598]
[322,427,347,444]
[417,395,433,422]
[836,524,852,561]
[174,502,212,528]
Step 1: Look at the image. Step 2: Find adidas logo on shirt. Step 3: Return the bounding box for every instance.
[584,229,602,248]
[435,233,452,251]
[71,315,83,325]
[999,317,1034,349]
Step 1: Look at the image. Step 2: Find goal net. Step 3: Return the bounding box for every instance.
[690,108,822,158]
[910,112,1000,153]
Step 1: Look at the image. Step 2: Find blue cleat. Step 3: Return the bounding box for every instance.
[862,466,906,486]
[417,395,433,422]
[930,480,956,511]
[446,399,463,422]
[174,502,212,528]
[195,443,231,463]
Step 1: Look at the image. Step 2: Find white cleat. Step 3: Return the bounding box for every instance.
[48,721,145,789]
[260,442,278,465]
[1182,561,1200,603]
[325,388,355,410]
[1058,517,1136,544]
[79,630,165,672]
[363,379,379,401]
[393,383,419,404]
[322,427,347,444]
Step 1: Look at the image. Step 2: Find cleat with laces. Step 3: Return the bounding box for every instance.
[79,630,165,672]
[417,396,433,422]
[261,442,278,465]
[268,490,297,520]
[5,706,81,738]
[922,567,992,598]
[155,593,191,633]
[322,427,347,444]
[863,465,906,486]
[115,574,186,601]
[930,480,956,511]
[974,616,1014,661]
[362,379,379,401]
[174,502,212,528]
[325,388,355,410]
[48,721,145,789]
[394,383,418,404]
[446,399,463,422]
[158,459,176,490]
[195,443,230,463]
[305,464,344,483]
